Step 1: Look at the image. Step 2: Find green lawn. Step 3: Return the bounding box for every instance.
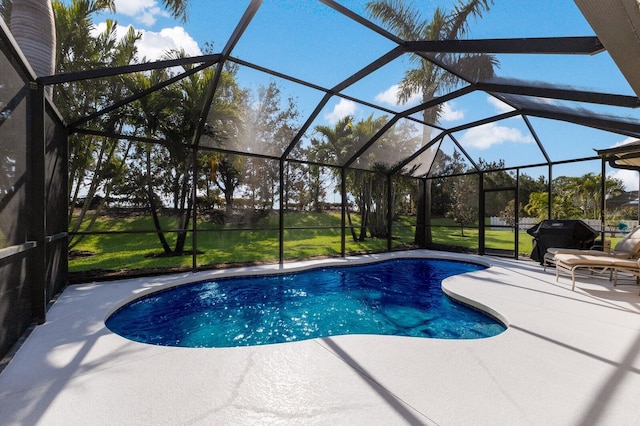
[69,212,617,277]
[70,211,381,273]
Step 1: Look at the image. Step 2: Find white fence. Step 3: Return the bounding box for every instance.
[490,217,639,233]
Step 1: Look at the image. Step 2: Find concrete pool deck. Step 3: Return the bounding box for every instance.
[1,250,640,425]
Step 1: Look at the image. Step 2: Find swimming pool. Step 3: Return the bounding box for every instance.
[106,258,506,347]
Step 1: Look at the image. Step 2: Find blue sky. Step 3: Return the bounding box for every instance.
[87,0,640,190]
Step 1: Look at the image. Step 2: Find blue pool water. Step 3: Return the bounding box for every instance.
[106,258,506,347]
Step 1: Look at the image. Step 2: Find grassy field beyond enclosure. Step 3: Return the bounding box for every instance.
[69,211,616,278]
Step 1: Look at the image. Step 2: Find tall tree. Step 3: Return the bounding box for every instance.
[366,0,497,246]
[518,173,548,217]
[348,114,390,240]
[311,116,358,239]
[525,191,582,220]
[8,0,189,78]
[446,173,478,236]
[241,81,300,213]
[124,49,214,256]
[57,1,140,249]
[10,0,61,78]
[311,114,419,240]
[10,0,193,248]
[524,173,625,221]
[554,173,624,220]
[441,150,477,236]
[209,153,244,218]
[203,64,249,221]
[303,143,329,213]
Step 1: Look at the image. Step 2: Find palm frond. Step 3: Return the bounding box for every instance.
[160,0,188,23]
[366,0,423,40]
[446,0,493,39]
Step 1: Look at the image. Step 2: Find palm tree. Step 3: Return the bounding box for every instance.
[311,116,359,239]
[9,0,189,78]
[58,1,140,250]
[203,64,249,221]
[124,49,211,256]
[349,115,388,239]
[9,0,58,77]
[366,0,497,246]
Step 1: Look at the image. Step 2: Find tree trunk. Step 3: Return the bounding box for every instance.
[345,204,358,242]
[10,0,56,79]
[68,138,113,249]
[173,157,193,254]
[146,148,172,255]
[224,186,234,218]
[359,178,370,241]
[174,199,191,255]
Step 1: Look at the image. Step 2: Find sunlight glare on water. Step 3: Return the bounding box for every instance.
[106,258,505,347]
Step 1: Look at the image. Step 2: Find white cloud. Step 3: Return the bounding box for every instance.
[374,84,398,105]
[114,0,154,15]
[459,122,533,150]
[92,23,201,61]
[374,84,421,107]
[92,21,119,37]
[487,96,514,113]
[609,169,639,191]
[114,0,169,26]
[440,102,464,122]
[324,99,357,125]
[137,27,201,60]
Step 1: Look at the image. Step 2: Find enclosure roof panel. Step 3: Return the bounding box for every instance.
[574,0,640,98]
[44,0,640,176]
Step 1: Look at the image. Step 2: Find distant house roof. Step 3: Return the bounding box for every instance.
[606,191,639,210]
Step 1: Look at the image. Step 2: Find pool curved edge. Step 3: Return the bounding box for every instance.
[441,281,510,329]
[103,251,509,339]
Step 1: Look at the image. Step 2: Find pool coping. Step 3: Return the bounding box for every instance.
[1,250,640,425]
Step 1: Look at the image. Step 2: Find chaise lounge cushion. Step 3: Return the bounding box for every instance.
[553,254,639,268]
[553,253,640,291]
[543,225,640,270]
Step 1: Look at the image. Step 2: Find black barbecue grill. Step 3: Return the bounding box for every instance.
[527,220,599,263]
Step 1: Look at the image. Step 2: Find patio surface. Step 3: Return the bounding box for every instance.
[1,250,640,425]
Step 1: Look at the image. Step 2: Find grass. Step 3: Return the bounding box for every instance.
[70,211,414,273]
[70,211,372,273]
[69,211,619,278]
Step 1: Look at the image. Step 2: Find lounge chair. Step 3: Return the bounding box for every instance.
[543,225,640,271]
[554,253,640,292]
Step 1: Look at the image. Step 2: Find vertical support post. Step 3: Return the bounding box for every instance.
[28,82,46,324]
[601,158,606,242]
[386,174,392,252]
[478,172,485,255]
[515,169,520,259]
[191,146,198,272]
[340,167,346,257]
[279,159,285,264]
[547,164,553,220]
[416,177,428,247]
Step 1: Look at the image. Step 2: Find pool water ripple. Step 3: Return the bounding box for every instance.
[106,258,506,347]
